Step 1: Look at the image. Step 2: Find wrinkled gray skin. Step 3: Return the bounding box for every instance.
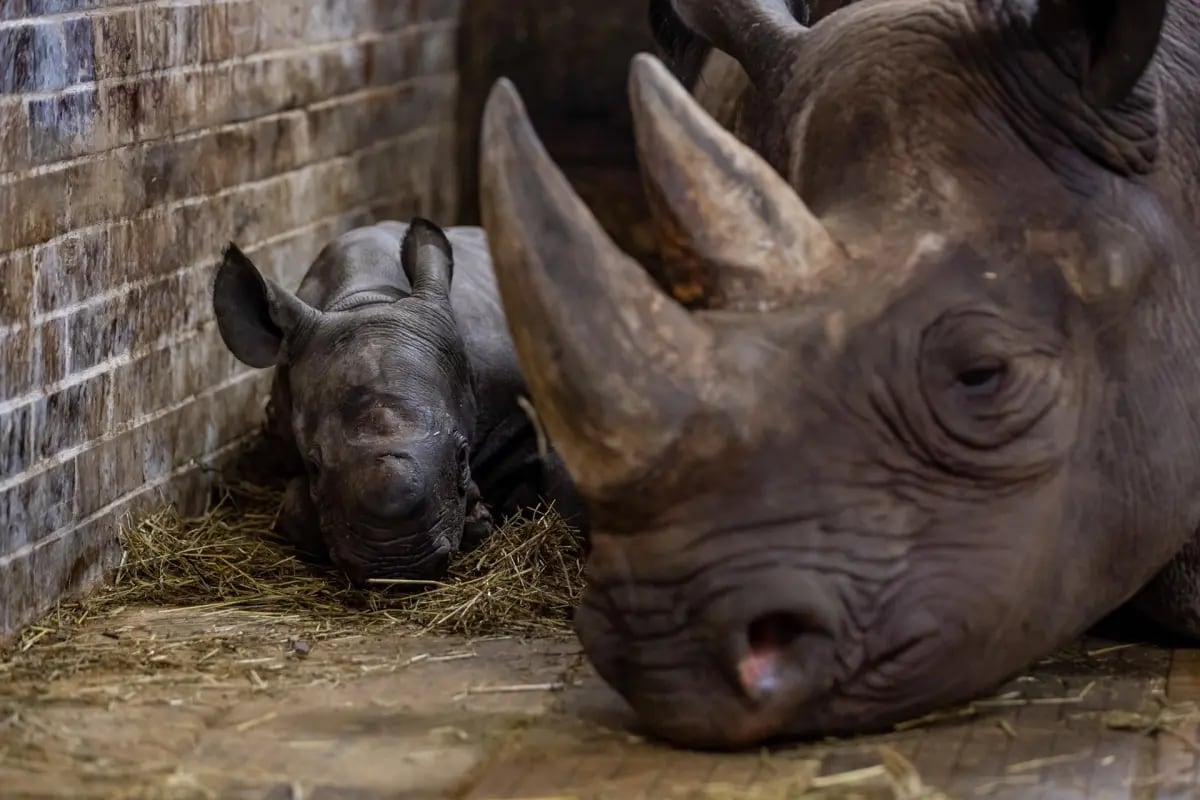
[213,219,586,586]
[475,0,1200,749]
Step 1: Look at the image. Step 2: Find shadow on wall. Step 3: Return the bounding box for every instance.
[454,0,656,227]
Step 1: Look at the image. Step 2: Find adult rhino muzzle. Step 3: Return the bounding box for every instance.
[480,0,1200,750]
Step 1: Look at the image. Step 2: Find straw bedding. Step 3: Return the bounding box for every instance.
[9,478,586,657]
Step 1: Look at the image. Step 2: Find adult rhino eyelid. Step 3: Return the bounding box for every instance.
[955,361,1007,393]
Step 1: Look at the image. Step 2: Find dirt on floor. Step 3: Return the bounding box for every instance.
[3,600,1200,800]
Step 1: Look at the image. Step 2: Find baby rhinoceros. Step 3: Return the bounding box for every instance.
[212,218,587,586]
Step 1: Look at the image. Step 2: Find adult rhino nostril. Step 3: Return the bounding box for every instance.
[736,612,813,703]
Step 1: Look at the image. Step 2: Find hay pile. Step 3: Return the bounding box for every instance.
[21,480,585,648]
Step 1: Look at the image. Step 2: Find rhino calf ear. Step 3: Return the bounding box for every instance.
[401,217,454,301]
[213,243,318,368]
[1032,0,1168,107]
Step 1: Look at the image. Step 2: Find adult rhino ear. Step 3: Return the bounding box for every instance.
[664,0,807,87]
[213,243,321,368]
[1030,0,1168,107]
[401,217,454,303]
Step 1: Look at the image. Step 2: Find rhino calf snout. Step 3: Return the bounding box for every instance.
[334,533,456,588]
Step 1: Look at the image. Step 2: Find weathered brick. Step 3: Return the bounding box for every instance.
[74,426,139,519]
[160,111,312,206]
[92,7,138,80]
[178,372,269,460]
[3,114,317,254]
[0,17,96,93]
[0,247,35,325]
[26,0,109,15]
[66,293,128,372]
[61,16,95,83]
[120,207,179,282]
[0,499,115,637]
[29,372,109,460]
[196,1,231,63]
[0,0,28,22]
[0,98,31,172]
[306,76,456,164]
[133,68,228,141]
[0,318,67,402]
[256,0,307,53]
[249,209,374,288]
[139,2,203,73]
[223,0,261,57]
[56,27,452,150]
[107,327,236,427]
[0,106,337,250]
[75,372,264,521]
[0,22,56,94]
[0,405,32,480]
[227,48,352,124]
[0,165,74,252]
[34,225,117,313]
[107,159,390,301]
[27,87,102,164]
[98,80,144,151]
[0,460,76,556]
[256,0,416,53]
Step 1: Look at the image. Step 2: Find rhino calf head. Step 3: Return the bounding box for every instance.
[214,220,479,585]
[480,0,1191,748]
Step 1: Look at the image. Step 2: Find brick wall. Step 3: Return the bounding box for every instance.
[0,0,462,641]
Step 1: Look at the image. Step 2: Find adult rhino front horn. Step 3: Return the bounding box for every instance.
[481,0,1200,751]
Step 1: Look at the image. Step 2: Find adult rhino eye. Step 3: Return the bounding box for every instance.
[955,360,1006,396]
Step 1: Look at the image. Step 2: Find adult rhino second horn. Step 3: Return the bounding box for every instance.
[479,77,721,504]
[630,53,842,311]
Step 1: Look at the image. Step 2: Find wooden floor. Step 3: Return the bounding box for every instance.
[3,604,1200,799]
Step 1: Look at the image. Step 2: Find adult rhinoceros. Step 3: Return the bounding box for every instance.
[476,0,1200,749]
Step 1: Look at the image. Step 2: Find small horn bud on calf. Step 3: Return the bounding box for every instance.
[212,218,588,587]
[479,0,1200,750]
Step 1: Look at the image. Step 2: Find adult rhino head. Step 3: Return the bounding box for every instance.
[214,220,482,585]
[480,0,1200,749]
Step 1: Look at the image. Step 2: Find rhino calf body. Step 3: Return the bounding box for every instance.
[475,0,1200,749]
[213,219,586,586]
